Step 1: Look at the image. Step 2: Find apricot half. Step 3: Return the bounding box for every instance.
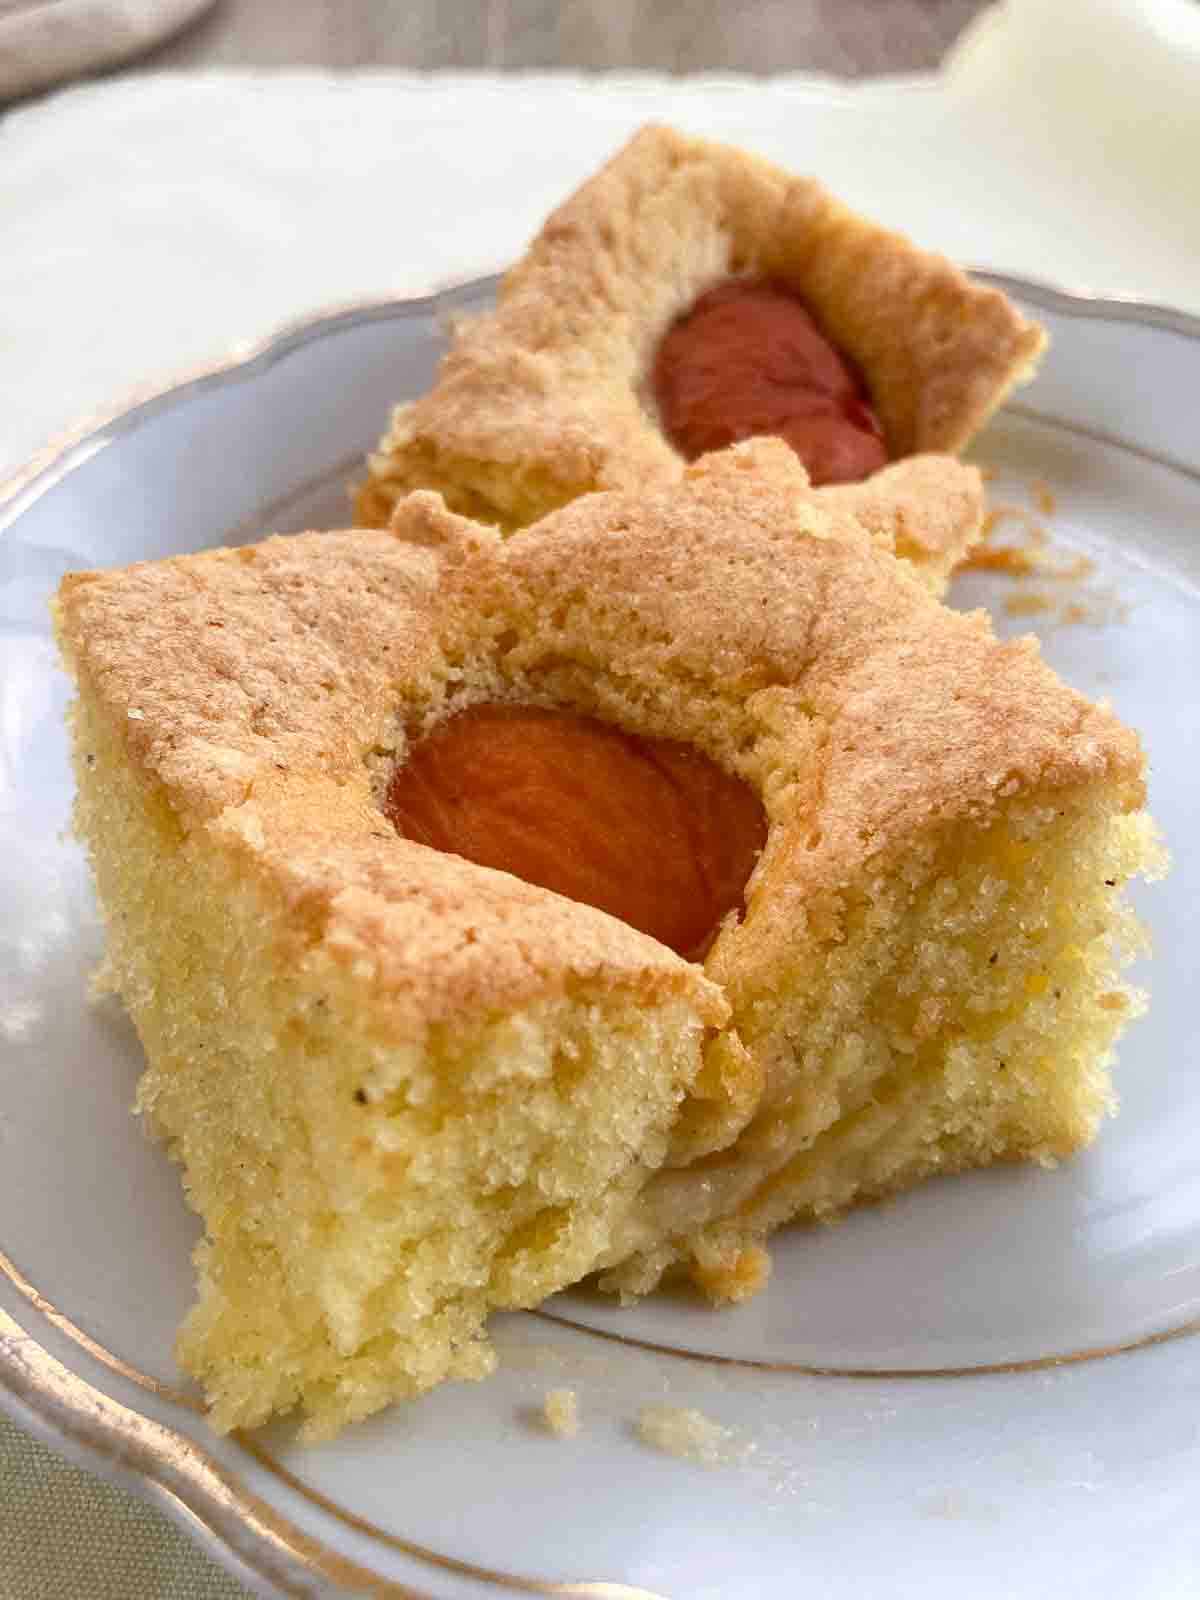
[654,279,888,486]
[385,704,767,961]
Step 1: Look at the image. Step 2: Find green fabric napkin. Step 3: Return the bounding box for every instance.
[0,1413,250,1599]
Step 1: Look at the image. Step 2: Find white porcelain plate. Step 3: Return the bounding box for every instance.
[2,275,1198,1600]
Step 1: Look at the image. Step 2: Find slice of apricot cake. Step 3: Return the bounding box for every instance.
[356,121,1043,577]
[55,439,1163,1436]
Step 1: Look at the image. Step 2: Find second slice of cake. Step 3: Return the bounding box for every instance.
[357,121,1044,559]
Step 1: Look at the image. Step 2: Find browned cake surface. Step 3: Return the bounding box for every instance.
[816,453,985,589]
[59,527,727,1021]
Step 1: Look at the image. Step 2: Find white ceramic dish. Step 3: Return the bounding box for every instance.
[1,274,1198,1600]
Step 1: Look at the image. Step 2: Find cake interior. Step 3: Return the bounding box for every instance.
[69,686,715,1439]
[613,783,1164,1295]
[359,431,597,537]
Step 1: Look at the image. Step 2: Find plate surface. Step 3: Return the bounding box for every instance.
[2,275,1199,1600]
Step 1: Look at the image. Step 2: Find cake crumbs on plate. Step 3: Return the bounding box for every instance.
[1050,553,1095,582]
[962,542,1038,576]
[981,502,1046,543]
[1003,591,1056,616]
[635,1404,743,1467]
[1054,592,1130,627]
[1031,478,1057,516]
[542,1388,580,1437]
[958,501,1046,575]
[957,479,1113,623]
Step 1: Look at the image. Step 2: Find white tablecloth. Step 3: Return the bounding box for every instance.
[2,0,1198,482]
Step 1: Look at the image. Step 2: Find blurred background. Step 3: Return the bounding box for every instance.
[4,0,991,97]
[136,0,989,76]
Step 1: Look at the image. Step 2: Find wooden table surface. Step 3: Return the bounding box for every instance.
[143,0,991,76]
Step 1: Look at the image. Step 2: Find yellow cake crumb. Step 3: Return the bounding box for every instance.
[636,1405,739,1467]
[691,1244,772,1305]
[1004,591,1056,616]
[1031,478,1057,516]
[542,1388,580,1438]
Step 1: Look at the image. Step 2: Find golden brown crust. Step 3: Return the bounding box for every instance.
[813,454,984,592]
[57,534,445,823]
[357,124,1045,535]
[55,530,726,1030]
